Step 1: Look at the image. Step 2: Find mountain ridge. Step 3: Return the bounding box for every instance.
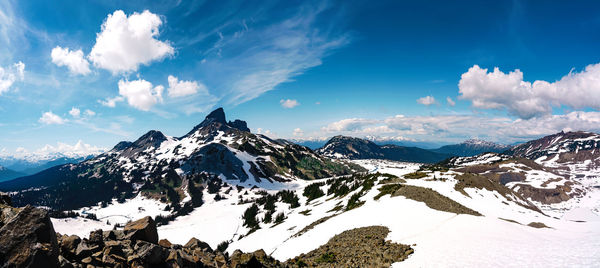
[316,135,452,163]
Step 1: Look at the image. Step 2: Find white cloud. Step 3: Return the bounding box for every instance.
[315,111,600,144]
[0,61,25,95]
[51,46,91,75]
[322,118,378,132]
[98,96,124,108]
[0,140,105,160]
[416,95,436,106]
[69,107,80,117]
[459,63,600,119]
[280,99,299,109]
[256,128,276,138]
[88,10,174,74]
[446,96,456,106]
[84,109,95,116]
[293,128,304,136]
[118,79,163,111]
[167,75,207,98]
[39,111,67,125]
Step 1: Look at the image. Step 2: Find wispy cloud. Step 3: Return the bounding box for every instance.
[197,1,351,105]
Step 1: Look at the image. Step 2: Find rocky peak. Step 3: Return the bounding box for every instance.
[185,108,251,137]
[203,107,227,125]
[132,130,167,148]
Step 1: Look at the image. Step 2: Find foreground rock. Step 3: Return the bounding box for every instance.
[0,202,59,267]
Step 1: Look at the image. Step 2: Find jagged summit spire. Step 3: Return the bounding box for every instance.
[204,107,227,125]
[183,107,250,137]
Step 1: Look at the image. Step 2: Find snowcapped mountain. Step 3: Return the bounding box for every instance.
[0,140,103,175]
[505,131,600,163]
[316,135,452,163]
[0,108,361,210]
[432,138,512,157]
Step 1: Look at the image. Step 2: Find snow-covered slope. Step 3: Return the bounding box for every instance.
[52,158,600,267]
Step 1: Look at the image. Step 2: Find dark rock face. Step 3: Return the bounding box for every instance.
[228,119,250,132]
[124,216,159,244]
[0,204,59,267]
[205,107,227,125]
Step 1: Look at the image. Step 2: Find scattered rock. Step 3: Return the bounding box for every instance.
[184,237,213,252]
[124,216,159,244]
[158,238,173,248]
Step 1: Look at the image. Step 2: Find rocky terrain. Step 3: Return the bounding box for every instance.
[316,135,451,163]
[0,192,414,267]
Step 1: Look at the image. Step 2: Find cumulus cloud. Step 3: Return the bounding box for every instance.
[88,10,174,74]
[446,97,456,106]
[315,111,600,144]
[322,118,378,132]
[118,79,163,111]
[280,99,299,109]
[0,61,25,95]
[167,75,207,98]
[69,107,80,117]
[256,128,276,138]
[459,63,600,119]
[51,46,91,75]
[98,96,124,108]
[293,128,304,136]
[39,111,66,125]
[417,96,436,106]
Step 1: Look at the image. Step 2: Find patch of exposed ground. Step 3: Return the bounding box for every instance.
[528,222,551,228]
[453,173,544,213]
[375,184,481,216]
[286,226,413,267]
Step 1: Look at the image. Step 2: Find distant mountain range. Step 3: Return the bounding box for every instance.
[0,156,94,176]
[431,138,511,157]
[0,108,362,210]
[314,136,511,162]
[315,136,453,163]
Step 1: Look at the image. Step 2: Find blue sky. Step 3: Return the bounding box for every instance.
[2,0,600,155]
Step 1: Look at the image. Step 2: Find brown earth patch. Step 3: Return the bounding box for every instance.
[376,184,481,216]
[286,226,413,267]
